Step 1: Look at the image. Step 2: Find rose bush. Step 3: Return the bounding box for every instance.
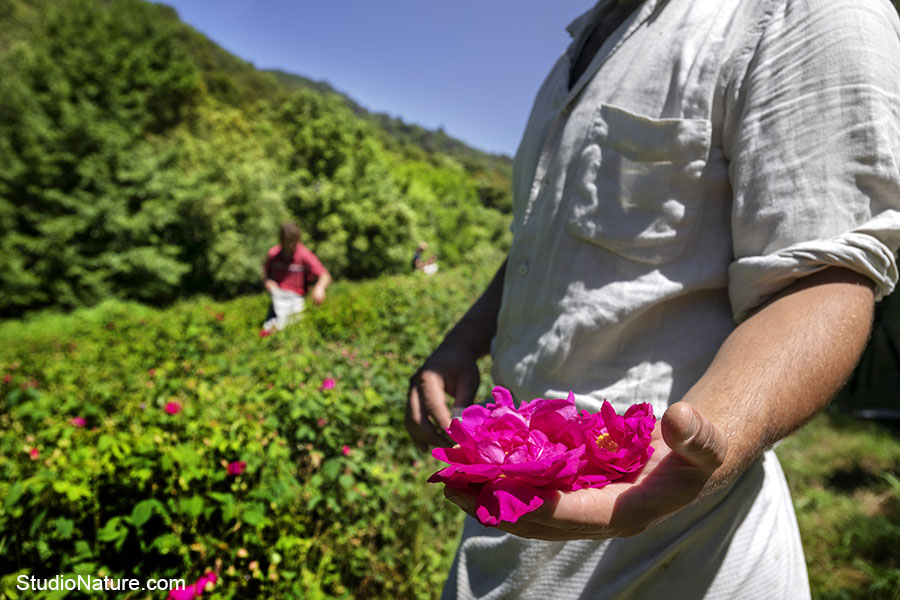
[0,266,496,599]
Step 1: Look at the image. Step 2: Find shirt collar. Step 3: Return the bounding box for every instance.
[566,0,664,39]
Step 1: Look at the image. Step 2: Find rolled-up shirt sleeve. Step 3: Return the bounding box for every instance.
[725,0,900,322]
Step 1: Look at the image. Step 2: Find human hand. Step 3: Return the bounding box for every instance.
[443,401,727,540]
[311,288,326,305]
[406,343,481,451]
[264,280,279,294]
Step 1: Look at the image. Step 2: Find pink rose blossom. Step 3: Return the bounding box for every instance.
[28,447,39,460]
[165,401,182,415]
[167,586,196,600]
[194,572,217,594]
[71,416,86,428]
[429,386,655,526]
[320,378,336,391]
[167,572,217,600]
[317,417,328,428]
[227,461,247,476]
[341,445,352,456]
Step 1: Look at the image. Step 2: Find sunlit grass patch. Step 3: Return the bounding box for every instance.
[777,413,900,600]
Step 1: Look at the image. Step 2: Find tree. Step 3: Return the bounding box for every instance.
[0,0,201,315]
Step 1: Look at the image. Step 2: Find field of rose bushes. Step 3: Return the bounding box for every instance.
[1,263,899,599]
[0,266,499,599]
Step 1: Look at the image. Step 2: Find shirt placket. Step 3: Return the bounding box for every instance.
[520,0,663,232]
[500,0,665,355]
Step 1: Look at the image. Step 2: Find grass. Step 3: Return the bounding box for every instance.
[777,411,900,600]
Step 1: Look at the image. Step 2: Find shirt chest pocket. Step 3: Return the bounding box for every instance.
[565,104,712,265]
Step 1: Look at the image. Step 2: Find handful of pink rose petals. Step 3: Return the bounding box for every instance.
[429,386,656,526]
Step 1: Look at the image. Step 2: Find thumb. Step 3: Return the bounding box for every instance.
[661,402,727,471]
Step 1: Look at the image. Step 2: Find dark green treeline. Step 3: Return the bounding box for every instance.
[0,0,513,317]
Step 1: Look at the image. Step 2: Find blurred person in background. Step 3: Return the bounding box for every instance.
[413,241,439,275]
[261,222,330,334]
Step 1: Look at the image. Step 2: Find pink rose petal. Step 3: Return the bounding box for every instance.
[430,386,655,526]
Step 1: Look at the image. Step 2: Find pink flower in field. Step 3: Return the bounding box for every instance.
[320,378,336,391]
[194,572,217,594]
[2,374,11,384]
[167,572,217,600]
[148,368,156,377]
[71,416,86,428]
[29,447,39,460]
[227,461,247,476]
[259,329,272,338]
[317,417,328,428]
[167,585,196,600]
[164,401,182,415]
[429,386,655,526]
[342,445,352,456]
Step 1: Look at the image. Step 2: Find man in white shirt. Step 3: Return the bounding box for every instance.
[406,0,900,598]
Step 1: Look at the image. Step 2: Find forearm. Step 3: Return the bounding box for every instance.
[682,267,875,495]
[313,272,332,294]
[406,260,508,448]
[438,260,507,358]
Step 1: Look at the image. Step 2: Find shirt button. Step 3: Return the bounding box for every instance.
[518,261,529,276]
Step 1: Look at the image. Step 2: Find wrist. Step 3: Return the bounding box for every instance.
[435,331,484,363]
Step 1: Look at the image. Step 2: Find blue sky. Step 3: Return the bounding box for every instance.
[158,1,598,156]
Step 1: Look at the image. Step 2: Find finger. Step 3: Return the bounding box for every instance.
[443,487,477,515]
[406,375,452,450]
[497,519,612,541]
[444,488,614,541]
[420,371,453,431]
[661,402,727,471]
[404,384,427,451]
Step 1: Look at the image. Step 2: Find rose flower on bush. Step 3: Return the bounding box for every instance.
[429,387,656,526]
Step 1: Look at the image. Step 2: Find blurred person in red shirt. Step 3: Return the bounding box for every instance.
[261,222,331,333]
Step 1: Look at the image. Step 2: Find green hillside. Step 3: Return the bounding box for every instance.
[0,0,512,318]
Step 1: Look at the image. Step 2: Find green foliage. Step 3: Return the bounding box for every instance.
[0,266,500,599]
[0,0,513,318]
[160,105,292,297]
[776,414,900,600]
[0,0,201,313]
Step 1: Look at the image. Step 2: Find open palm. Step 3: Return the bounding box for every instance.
[444,402,728,541]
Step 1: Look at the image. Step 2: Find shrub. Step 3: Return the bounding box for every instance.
[0,265,499,598]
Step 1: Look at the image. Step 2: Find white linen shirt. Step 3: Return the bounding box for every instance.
[492,0,900,417]
[447,1,900,599]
